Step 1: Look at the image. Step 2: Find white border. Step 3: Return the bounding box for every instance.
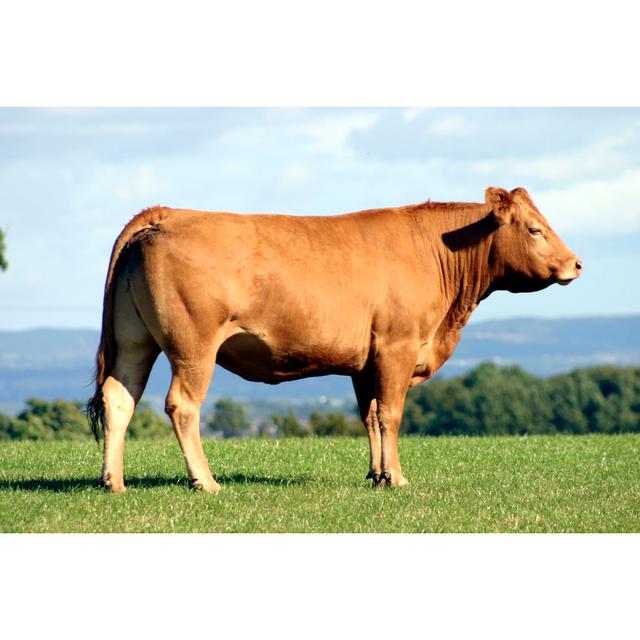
[1,534,638,639]
[1,1,639,106]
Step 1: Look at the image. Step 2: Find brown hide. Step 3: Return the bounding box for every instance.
[88,187,581,492]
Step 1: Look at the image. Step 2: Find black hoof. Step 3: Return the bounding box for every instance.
[379,472,392,486]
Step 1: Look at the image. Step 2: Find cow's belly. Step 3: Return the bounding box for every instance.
[216,329,366,384]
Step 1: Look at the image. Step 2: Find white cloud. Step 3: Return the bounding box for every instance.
[427,114,473,136]
[114,165,158,200]
[214,111,380,164]
[509,127,640,186]
[537,167,640,235]
[293,112,381,156]
[403,107,425,123]
[0,120,162,137]
[278,164,312,191]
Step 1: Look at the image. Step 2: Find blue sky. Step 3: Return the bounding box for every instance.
[0,107,638,330]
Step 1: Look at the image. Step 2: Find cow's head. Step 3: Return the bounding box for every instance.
[486,186,582,293]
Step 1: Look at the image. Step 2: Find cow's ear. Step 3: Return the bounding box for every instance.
[510,187,532,205]
[485,186,512,225]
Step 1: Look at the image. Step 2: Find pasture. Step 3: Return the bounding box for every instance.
[0,434,638,533]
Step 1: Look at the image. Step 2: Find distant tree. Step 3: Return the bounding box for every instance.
[13,398,90,440]
[271,411,309,438]
[0,410,17,440]
[308,410,362,437]
[402,363,640,436]
[573,367,640,433]
[0,228,7,272]
[0,398,171,441]
[464,364,554,435]
[255,419,274,438]
[547,372,593,433]
[402,375,474,436]
[406,363,564,436]
[206,397,251,438]
[400,395,427,435]
[127,401,171,439]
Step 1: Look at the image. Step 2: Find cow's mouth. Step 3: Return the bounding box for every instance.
[557,277,575,286]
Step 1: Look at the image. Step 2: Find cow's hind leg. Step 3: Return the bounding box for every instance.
[165,356,220,493]
[101,345,158,492]
[352,370,382,483]
[98,273,161,493]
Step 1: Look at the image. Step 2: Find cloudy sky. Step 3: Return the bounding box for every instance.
[0,107,638,330]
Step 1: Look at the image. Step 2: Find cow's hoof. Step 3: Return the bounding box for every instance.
[101,478,126,494]
[375,471,409,488]
[366,470,382,486]
[392,474,409,488]
[189,478,222,494]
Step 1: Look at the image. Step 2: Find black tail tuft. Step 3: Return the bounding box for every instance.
[85,385,104,443]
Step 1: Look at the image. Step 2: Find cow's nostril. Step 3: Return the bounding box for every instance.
[575,260,583,271]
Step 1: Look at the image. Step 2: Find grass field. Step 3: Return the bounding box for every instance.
[1,435,639,532]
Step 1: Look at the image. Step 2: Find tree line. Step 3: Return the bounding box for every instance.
[0,399,170,441]
[1,363,639,441]
[401,362,640,436]
[0,397,362,441]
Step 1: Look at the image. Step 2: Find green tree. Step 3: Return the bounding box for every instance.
[547,373,592,433]
[400,394,427,435]
[13,398,90,440]
[128,401,171,439]
[308,410,362,437]
[579,367,640,433]
[255,419,274,438]
[0,410,17,440]
[206,397,251,438]
[466,364,553,435]
[0,228,7,272]
[402,363,640,436]
[0,398,172,441]
[271,410,309,437]
[404,375,476,436]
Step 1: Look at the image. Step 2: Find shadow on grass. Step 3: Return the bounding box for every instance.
[0,473,311,493]
[217,473,310,487]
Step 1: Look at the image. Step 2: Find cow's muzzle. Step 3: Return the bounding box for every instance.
[557,257,583,285]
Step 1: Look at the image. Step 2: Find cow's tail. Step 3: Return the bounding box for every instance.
[86,206,168,442]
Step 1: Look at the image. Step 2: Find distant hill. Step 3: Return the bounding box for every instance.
[1,316,639,414]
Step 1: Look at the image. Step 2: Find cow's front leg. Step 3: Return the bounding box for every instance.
[352,371,381,483]
[364,409,382,484]
[377,400,409,487]
[373,344,416,487]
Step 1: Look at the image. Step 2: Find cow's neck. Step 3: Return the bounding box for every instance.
[444,219,495,328]
[415,204,495,311]
[411,204,496,364]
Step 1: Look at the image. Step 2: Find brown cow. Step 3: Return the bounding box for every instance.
[87,186,582,493]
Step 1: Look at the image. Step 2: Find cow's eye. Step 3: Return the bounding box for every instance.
[528,227,543,236]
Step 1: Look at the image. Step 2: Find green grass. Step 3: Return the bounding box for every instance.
[1,435,639,532]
